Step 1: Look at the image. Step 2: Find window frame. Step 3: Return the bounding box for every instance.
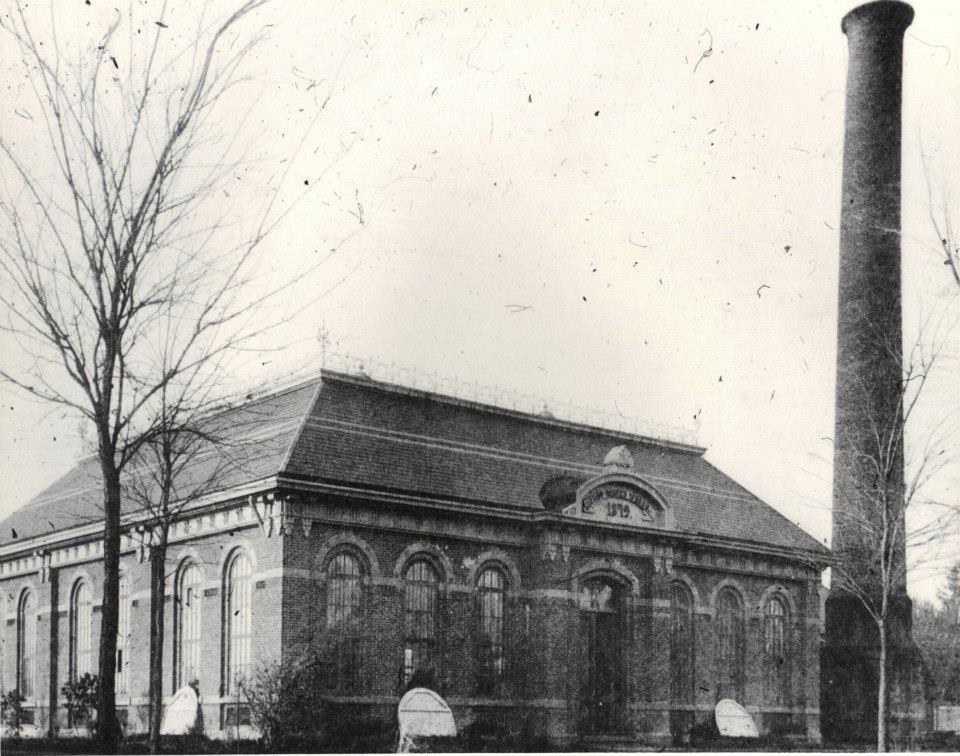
[174,560,203,691]
[402,557,441,684]
[763,595,791,705]
[222,550,253,697]
[323,550,365,692]
[69,579,93,684]
[715,587,745,701]
[17,589,36,700]
[669,581,696,705]
[475,564,507,694]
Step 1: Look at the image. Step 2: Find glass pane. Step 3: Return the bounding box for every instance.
[403,560,438,674]
[177,562,203,689]
[225,552,252,695]
[18,591,36,699]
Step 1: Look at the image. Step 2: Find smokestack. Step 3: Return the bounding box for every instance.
[833,0,912,589]
[823,2,930,746]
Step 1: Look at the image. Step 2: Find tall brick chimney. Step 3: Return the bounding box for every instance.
[821,1,930,745]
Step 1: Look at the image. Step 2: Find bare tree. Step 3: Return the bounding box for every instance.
[829,320,960,751]
[121,352,268,752]
[0,1,350,746]
[922,152,960,291]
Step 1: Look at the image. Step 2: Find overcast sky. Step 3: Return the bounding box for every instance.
[1,0,958,602]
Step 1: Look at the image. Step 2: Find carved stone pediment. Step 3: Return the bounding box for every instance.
[562,472,674,530]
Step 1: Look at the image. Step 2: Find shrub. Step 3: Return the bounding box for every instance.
[1,689,27,736]
[60,673,99,735]
[237,654,325,750]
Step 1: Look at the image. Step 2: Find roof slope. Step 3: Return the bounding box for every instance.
[285,373,827,554]
[1,371,827,556]
[0,381,318,547]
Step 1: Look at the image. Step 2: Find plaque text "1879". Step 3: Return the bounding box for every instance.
[581,486,651,518]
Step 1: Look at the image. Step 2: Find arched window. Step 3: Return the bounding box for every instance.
[325,552,364,691]
[402,559,440,684]
[174,561,203,690]
[764,595,791,705]
[476,566,506,693]
[715,587,745,701]
[70,580,93,682]
[670,582,696,705]
[326,552,363,630]
[17,590,36,699]
[116,574,130,694]
[223,551,252,696]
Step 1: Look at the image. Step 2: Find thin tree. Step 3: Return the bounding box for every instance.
[829,320,959,751]
[0,1,350,746]
[122,352,268,752]
[922,151,960,290]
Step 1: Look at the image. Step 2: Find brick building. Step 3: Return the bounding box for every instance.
[0,370,829,745]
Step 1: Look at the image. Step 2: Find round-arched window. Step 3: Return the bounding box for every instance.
[764,595,791,705]
[670,582,695,705]
[17,590,36,699]
[174,561,203,690]
[476,566,506,692]
[326,552,363,630]
[402,559,440,682]
[715,587,745,700]
[223,550,252,696]
[69,580,93,682]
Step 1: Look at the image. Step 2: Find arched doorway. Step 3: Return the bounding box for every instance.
[578,576,626,734]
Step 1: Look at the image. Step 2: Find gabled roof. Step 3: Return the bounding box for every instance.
[0,370,829,557]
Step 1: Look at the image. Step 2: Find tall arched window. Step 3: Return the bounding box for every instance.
[402,559,439,683]
[715,587,745,701]
[764,595,791,705]
[670,582,696,705]
[223,551,252,696]
[476,566,506,693]
[116,575,130,694]
[70,580,93,682]
[326,552,362,630]
[17,590,36,699]
[325,552,363,691]
[174,561,203,690]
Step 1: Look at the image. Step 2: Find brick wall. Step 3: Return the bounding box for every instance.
[0,498,821,744]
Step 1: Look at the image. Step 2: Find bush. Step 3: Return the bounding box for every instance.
[237,654,326,750]
[60,673,99,734]
[1,689,27,736]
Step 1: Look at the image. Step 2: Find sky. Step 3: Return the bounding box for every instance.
[1,0,958,602]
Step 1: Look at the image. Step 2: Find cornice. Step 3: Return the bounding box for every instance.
[0,476,830,582]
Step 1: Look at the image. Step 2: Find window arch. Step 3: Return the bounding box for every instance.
[476,565,507,693]
[116,574,130,694]
[715,587,745,701]
[69,580,93,682]
[670,582,696,705]
[17,589,36,699]
[402,558,440,684]
[223,550,252,696]
[174,561,203,690]
[764,595,791,705]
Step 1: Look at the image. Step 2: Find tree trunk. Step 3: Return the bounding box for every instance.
[98,455,122,752]
[148,540,168,754]
[877,618,887,752]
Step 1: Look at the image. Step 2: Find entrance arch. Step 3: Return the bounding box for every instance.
[578,575,627,735]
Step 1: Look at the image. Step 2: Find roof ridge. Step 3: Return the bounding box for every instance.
[319,369,707,455]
